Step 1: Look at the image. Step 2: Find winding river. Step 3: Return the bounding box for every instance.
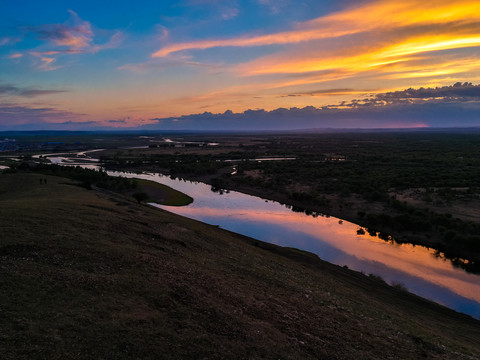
[41,152,480,319]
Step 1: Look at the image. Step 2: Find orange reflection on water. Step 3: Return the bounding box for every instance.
[172,205,480,305]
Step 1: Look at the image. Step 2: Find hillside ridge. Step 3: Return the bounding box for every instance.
[1,172,479,359]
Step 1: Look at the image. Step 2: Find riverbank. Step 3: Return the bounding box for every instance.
[109,165,440,245]
[1,171,479,358]
[96,131,480,273]
[142,167,480,272]
[121,178,193,206]
[104,164,369,224]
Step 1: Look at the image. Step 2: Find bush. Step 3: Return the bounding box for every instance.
[133,192,149,204]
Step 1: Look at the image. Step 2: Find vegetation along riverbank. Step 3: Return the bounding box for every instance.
[98,131,480,273]
[1,167,480,358]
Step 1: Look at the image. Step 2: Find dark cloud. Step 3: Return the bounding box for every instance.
[0,36,21,47]
[285,88,371,97]
[0,83,67,97]
[2,83,478,131]
[19,11,123,71]
[0,104,70,118]
[118,57,223,72]
[373,82,480,103]
[57,120,97,125]
[308,83,480,109]
[27,23,89,46]
[279,94,301,98]
[144,83,480,131]
[0,103,84,129]
[23,10,93,51]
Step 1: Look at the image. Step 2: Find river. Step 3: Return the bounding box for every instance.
[41,152,480,319]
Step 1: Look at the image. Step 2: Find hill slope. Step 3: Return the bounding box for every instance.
[0,172,479,359]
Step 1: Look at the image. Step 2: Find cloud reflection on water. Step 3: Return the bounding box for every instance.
[111,171,480,318]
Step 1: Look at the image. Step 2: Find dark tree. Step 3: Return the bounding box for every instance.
[133,192,149,204]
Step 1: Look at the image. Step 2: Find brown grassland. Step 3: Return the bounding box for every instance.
[1,171,480,359]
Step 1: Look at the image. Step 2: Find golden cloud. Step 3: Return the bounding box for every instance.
[151,0,480,93]
[153,0,480,58]
[147,0,480,115]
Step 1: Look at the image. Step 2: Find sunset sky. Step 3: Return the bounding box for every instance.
[1,0,480,130]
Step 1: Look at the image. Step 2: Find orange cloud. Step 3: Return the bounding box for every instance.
[237,32,480,77]
[22,10,123,72]
[148,0,480,106]
[28,10,93,50]
[152,0,480,58]
[39,57,57,71]
[378,58,480,80]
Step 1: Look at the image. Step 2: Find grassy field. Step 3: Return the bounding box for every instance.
[125,179,193,206]
[1,171,480,359]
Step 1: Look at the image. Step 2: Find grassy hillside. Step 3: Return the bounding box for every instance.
[124,178,193,206]
[0,172,479,359]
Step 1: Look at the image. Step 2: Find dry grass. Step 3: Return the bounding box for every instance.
[123,178,193,206]
[1,172,479,359]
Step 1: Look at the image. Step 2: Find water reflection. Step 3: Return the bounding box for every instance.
[33,152,480,319]
[108,172,480,319]
[35,149,105,170]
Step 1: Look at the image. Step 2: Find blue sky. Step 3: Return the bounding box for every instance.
[1,0,480,130]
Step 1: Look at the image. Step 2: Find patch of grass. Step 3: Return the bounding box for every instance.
[129,178,193,206]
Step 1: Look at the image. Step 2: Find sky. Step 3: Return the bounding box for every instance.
[1,0,480,131]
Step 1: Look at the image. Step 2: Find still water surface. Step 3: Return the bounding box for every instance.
[109,171,480,319]
[38,153,480,319]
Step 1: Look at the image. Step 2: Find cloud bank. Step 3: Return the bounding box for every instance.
[0,84,67,98]
[0,103,86,130]
[143,83,480,130]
